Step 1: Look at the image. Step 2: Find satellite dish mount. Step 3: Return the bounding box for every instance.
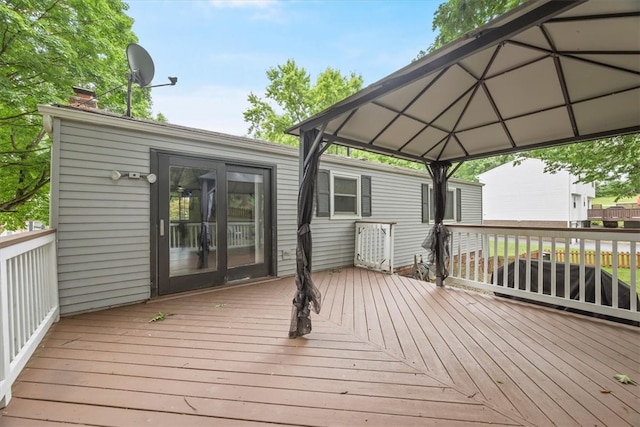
[126,43,155,117]
[125,43,178,117]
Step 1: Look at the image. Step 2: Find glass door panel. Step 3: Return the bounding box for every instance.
[227,171,265,268]
[168,165,217,277]
[155,153,272,295]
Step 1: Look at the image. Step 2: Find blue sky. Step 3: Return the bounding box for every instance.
[126,0,440,135]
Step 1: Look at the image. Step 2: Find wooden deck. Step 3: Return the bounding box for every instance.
[1,267,638,426]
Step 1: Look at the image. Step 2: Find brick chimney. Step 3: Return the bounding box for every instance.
[69,86,97,109]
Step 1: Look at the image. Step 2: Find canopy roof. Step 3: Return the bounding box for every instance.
[287,0,640,164]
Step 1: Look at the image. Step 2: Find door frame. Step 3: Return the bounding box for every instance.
[150,149,278,298]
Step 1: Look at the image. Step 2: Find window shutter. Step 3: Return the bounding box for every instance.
[361,175,372,217]
[456,188,462,222]
[316,169,330,217]
[421,184,429,223]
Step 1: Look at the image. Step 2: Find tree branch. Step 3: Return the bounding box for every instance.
[0,165,50,213]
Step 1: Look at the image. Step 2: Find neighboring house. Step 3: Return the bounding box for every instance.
[479,158,595,228]
[39,104,482,316]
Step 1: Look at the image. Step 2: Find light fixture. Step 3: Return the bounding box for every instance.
[110,170,156,184]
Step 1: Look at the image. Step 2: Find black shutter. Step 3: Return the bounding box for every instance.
[361,175,372,217]
[456,188,462,222]
[316,169,330,217]
[421,184,429,223]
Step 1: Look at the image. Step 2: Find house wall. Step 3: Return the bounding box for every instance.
[43,106,482,316]
[479,159,594,225]
[314,159,482,273]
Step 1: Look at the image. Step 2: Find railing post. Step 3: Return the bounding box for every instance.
[0,246,11,408]
[0,230,59,409]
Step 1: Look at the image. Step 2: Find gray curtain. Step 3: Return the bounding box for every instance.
[198,177,215,269]
[289,129,322,338]
[426,161,452,287]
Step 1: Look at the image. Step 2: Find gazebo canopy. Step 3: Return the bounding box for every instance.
[286,0,639,338]
[287,0,639,163]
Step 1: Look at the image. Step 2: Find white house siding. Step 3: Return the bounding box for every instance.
[479,159,594,227]
[43,106,482,315]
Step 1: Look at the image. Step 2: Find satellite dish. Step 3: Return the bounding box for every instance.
[123,43,177,118]
[126,43,155,87]
[125,43,155,117]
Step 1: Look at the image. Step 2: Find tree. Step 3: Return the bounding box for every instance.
[424,0,637,196]
[0,0,152,230]
[244,59,363,146]
[244,60,427,168]
[421,0,524,57]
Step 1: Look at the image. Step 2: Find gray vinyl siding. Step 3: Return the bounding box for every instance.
[52,117,301,315]
[47,106,482,315]
[312,159,483,272]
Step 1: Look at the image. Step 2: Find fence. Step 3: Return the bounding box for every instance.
[354,221,395,273]
[1,229,59,408]
[446,225,639,323]
[531,249,639,269]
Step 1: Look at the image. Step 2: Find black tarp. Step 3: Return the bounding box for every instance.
[494,259,639,323]
[289,130,322,338]
[426,161,452,287]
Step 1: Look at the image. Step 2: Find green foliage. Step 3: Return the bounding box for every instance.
[418,0,525,58]
[244,59,363,146]
[148,311,174,322]
[0,0,152,230]
[614,374,636,385]
[244,60,427,170]
[516,135,640,199]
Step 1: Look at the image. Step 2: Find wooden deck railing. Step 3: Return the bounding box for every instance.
[446,225,639,323]
[354,221,395,273]
[587,207,640,220]
[0,229,59,408]
[169,222,255,249]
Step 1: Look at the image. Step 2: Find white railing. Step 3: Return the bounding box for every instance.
[169,222,254,249]
[1,229,59,408]
[355,221,395,273]
[446,225,639,323]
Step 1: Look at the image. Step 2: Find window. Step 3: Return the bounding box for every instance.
[333,173,359,216]
[421,184,461,223]
[317,170,371,218]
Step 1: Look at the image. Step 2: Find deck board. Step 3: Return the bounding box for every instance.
[2,267,638,426]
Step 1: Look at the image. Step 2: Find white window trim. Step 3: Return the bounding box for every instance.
[429,187,458,223]
[330,171,361,219]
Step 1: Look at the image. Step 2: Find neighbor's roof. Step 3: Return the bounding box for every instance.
[287,0,640,164]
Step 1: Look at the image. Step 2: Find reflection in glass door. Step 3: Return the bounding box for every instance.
[155,153,272,295]
[168,165,217,277]
[227,171,264,268]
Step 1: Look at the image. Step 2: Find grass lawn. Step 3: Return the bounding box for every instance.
[591,195,637,207]
[602,267,640,295]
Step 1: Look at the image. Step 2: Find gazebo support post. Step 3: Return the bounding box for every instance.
[289,127,328,338]
[428,161,452,287]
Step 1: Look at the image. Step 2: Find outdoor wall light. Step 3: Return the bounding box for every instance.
[110,170,157,184]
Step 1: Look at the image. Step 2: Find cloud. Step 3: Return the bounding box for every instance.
[151,84,257,137]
